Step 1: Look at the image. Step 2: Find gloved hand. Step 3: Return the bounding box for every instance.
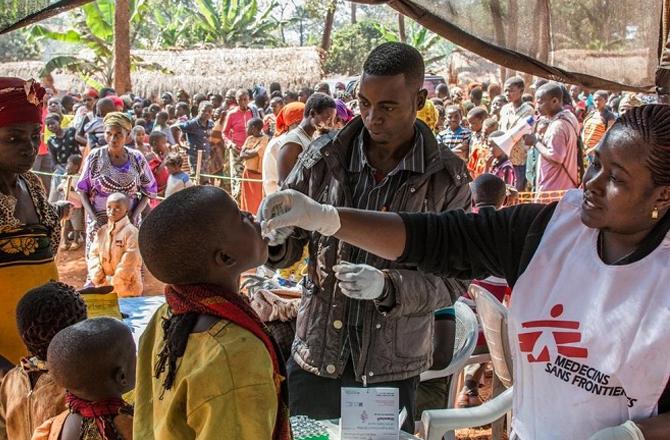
[260,189,340,237]
[333,262,385,301]
[589,421,645,440]
[256,202,293,246]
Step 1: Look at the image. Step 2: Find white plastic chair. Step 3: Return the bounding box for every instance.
[421,284,514,440]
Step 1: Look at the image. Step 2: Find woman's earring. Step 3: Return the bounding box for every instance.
[652,207,659,219]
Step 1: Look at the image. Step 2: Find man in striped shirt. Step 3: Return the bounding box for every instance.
[582,90,616,158]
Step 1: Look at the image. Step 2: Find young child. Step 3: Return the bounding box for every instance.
[239,118,269,213]
[486,130,517,187]
[134,186,289,439]
[87,193,143,297]
[0,282,87,440]
[147,132,170,208]
[164,153,193,198]
[56,154,85,251]
[436,105,471,161]
[466,107,489,179]
[151,110,176,145]
[456,174,512,408]
[32,318,135,440]
[131,125,149,154]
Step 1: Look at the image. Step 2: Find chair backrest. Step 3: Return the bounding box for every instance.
[469,284,513,388]
[420,301,479,382]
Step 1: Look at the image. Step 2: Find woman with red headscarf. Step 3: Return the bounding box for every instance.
[0,78,71,364]
[261,102,305,196]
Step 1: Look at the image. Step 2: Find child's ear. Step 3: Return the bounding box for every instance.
[114,366,129,389]
[214,250,236,268]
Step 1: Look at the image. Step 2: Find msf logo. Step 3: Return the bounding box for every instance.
[518,304,588,363]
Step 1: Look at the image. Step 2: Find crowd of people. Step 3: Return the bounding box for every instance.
[0,39,667,440]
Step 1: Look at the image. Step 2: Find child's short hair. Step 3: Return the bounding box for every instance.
[467,107,488,121]
[483,118,499,132]
[471,173,507,209]
[164,152,183,168]
[16,282,87,360]
[47,317,135,394]
[445,105,462,117]
[107,192,130,207]
[45,113,62,125]
[198,100,213,112]
[247,117,263,131]
[149,130,167,146]
[139,186,234,284]
[67,154,83,167]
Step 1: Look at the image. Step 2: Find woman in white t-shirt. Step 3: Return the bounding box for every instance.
[261,102,305,195]
[261,105,670,439]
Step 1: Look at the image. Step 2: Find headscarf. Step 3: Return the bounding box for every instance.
[275,102,305,136]
[85,87,99,99]
[103,111,133,131]
[0,77,46,127]
[335,99,354,124]
[416,99,439,131]
[110,95,125,111]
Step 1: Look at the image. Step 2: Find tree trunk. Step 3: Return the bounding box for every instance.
[351,2,357,24]
[489,0,507,82]
[321,1,336,53]
[398,13,406,43]
[113,0,131,93]
[537,0,551,63]
[507,0,519,78]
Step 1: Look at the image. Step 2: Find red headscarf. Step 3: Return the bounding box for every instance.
[274,102,305,136]
[0,77,46,127]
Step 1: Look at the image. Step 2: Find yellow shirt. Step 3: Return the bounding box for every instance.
[133,304,278,440]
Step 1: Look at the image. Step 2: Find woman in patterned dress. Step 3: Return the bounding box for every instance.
[76,112,156,252]
[0,78,69,364]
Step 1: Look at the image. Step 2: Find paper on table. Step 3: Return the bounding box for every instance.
[341,387,399,440]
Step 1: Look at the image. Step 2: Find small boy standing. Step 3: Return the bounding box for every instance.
[437,105,472,161]
[147,132,170,207]
[486,130,517,187]
[164,153,193,198]
[32,318,135,440]
[0,282,87,440]
[465,107,489,179]
[56,154,85,251]
[134,186,290,439]
[239,118,269,213]
[87,193,143,297]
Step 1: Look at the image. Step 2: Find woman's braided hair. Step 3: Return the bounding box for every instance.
[16,281,87,360]
[154,311,198,396]
[615,104,670,186]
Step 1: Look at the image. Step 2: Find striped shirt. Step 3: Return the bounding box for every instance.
[581,109,616,151]
[436,125,471,154]
[343,129,426,371]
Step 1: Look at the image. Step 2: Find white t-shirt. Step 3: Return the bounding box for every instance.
[165,172,193,198]
[262,135,285,196]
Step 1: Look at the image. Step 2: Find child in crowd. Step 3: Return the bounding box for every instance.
[132,125,149,154]
[152,110,176,145]
[0,282,87,440]
[466,107,489,179]
[456,174,512,408]
[134,186,289,439]
[239,118,269,213]
[33,318,135,440]
[436,105,471,161]
[56,154,85,251]
[147,132,170,207]
[87,193,143,297]
[164,153,193,198]
[486,130,517,187]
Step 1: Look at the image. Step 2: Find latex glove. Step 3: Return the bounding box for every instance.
[256,202,294,246]
[260,189,340,237]
[333,262,385,301]
[589,421,645,440]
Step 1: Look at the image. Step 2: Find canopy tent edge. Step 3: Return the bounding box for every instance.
[0,0,93,36]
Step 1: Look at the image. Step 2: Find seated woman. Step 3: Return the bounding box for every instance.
[261,104,670,439]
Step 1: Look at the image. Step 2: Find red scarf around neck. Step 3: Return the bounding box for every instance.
[165,283,291,440]
[65,392,129,440]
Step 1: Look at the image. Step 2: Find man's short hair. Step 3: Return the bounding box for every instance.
[304,92,336,118]
[467,107,488,120]
[594,90,609,100]
[504,76,525,90]
[363,42,425,90]
[537,83,564,101]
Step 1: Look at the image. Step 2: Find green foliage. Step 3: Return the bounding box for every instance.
[324,20,383,75]
[29,0,164,87]
[374,19,452,68]
[0,29,39,62]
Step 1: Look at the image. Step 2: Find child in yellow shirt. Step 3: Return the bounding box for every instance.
[134,186,290,439]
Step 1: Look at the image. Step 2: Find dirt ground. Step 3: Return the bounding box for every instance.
[57,252,503,439]
[56,247,165,294]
